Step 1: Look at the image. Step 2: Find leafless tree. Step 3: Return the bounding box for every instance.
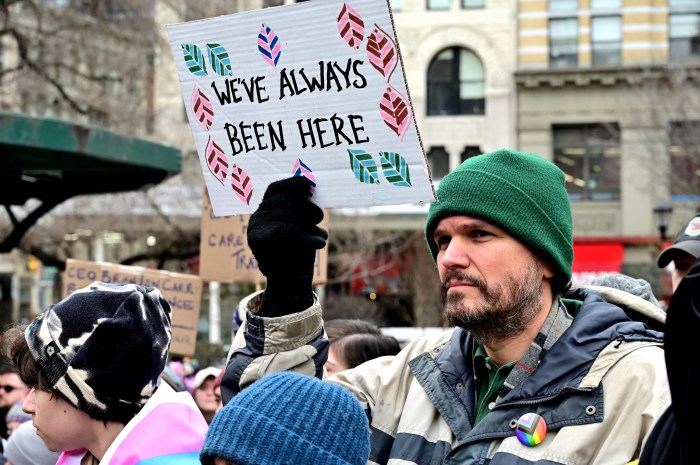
[0,1,445,333]
[0,0,158,133]
[618,65,700,206]
[0,1,259,270]
[325,224,444,327]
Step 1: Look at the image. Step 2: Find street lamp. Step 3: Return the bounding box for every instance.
[653,204,673,242]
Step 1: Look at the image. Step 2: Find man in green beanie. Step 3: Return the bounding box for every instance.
[221,149,669,465]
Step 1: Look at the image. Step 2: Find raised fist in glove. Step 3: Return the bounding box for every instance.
[247,176,328,316]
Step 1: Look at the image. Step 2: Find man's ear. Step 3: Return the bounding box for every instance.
[541,260,555,280]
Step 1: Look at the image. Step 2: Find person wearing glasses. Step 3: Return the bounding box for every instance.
[0,282,207,465]
[0,370,28,440]
[0,371,28,411]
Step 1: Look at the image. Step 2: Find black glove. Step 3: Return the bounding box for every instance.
[247,176,328,317]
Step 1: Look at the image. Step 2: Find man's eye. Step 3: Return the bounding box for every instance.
[435,236,450,249]
[472,230,492,239]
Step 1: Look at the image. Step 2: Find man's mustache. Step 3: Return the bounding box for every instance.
[441,270,488,294]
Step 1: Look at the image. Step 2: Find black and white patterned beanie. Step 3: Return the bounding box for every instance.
[24,282,172,423]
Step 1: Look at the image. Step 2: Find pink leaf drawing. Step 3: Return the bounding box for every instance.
[258,23,282,67]
[205,137,228,186]
[230,164,253,205]
[366,25,397,78]
[337,3,364,49]
[191,84,214,132]
[380,85,412,140]
[292,158,317,195]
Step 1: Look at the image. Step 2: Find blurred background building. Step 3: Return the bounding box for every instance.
[0,0,697,348]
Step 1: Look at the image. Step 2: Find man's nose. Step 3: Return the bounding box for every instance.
[440,238,471,270]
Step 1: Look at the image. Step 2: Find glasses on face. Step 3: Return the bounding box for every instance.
[0,385,24,394]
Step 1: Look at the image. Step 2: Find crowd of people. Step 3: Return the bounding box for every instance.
[0,148,698,465]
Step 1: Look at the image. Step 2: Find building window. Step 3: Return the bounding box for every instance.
[427,47,485,116]
[553,124,620,201]
[549,0,578,11]
[591,16,621,66]
[590,0,620,8]
[549,18,578,68]
[460,146,481,163]
[462,0,484,8]
[669,0,700,61]
[428,146,450,180]
[669,121,700,201]
[427,0,451,10]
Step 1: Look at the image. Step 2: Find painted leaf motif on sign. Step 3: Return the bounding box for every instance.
[230,164,253,205]
[205,137,229,186]
[292,158,317,195]
[380,85,412,140]
[181,44,207,76]
[337,3,365,49]
[366,25,397,78]
[258,23,282,67]
[191,84,214,132]
[379,151,412,187]
[207,43,233,76]
[348,149,379,184]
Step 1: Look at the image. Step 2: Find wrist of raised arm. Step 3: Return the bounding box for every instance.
[258,278,314,317]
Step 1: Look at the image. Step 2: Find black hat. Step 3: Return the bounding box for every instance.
[657,214,700,268]
[24,282,172,423]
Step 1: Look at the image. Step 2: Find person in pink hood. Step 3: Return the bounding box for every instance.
[0,282,207,465]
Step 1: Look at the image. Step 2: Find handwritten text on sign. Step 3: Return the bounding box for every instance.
[167,0,435,216]
[63,259,203,356]
[199,190,328,284]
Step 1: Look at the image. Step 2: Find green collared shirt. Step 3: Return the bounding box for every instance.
[473,345,515,424]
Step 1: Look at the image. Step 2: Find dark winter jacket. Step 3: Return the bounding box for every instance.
[223,287,669,465]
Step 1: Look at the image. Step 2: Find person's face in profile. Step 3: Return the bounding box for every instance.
[671,252,697,292]
[21,387,95,452]
[325,344,350,377]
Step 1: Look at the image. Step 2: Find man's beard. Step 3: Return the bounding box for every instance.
[441,259,545,346]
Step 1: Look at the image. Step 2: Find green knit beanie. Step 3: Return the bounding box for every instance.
[425,149,573,285]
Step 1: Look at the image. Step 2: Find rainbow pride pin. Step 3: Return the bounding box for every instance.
[515,413,547,446]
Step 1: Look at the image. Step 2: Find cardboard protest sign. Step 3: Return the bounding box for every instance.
[199,188,328,284]
[167,0,436,216]
[63,259,202,356]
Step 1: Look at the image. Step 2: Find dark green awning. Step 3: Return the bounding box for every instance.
[0,111,181,252]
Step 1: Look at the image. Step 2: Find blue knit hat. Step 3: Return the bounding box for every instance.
[200,372,370,465]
